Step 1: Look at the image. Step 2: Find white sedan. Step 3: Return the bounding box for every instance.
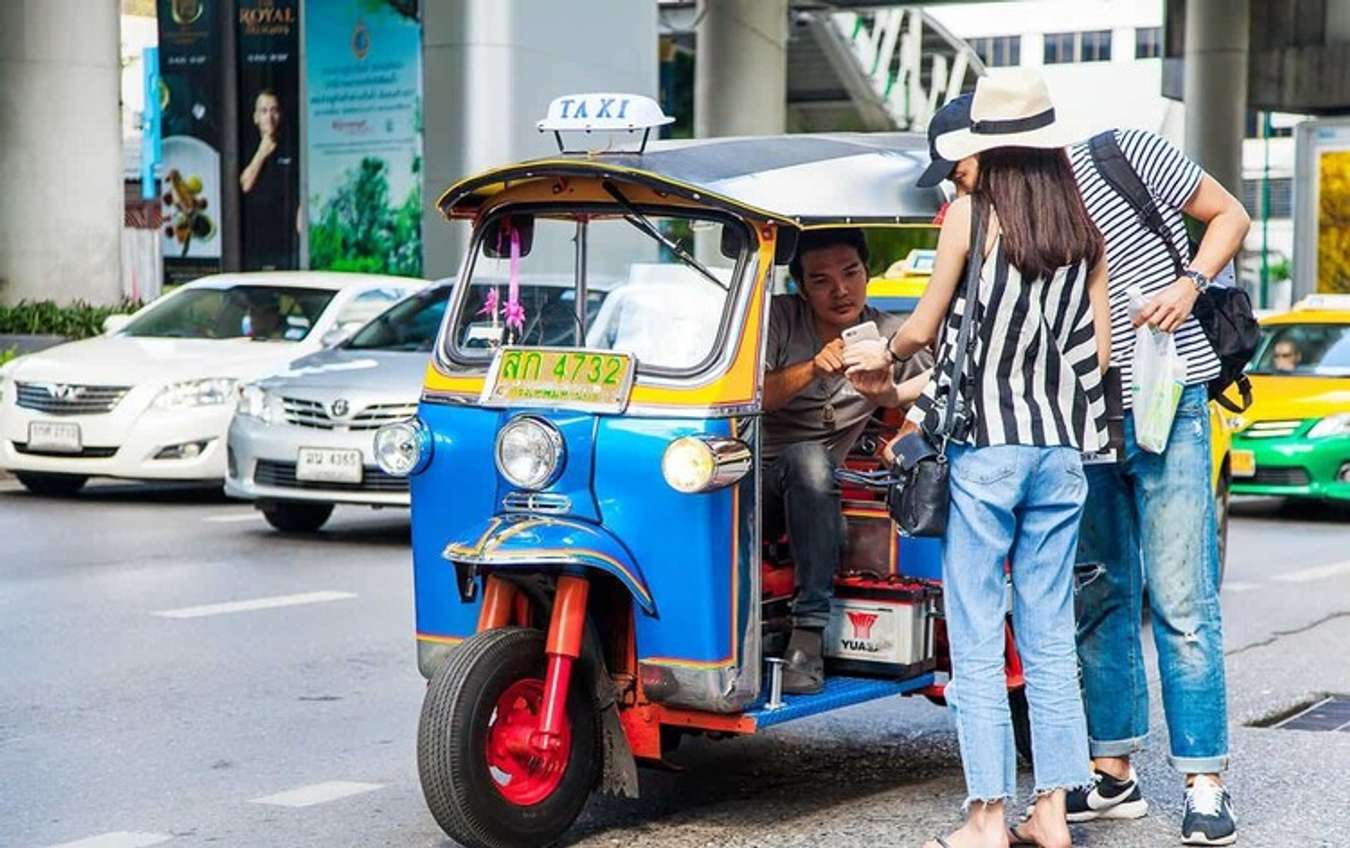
[0,272,425,495]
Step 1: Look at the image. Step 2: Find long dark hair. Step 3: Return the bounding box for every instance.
[974,147,1104,281]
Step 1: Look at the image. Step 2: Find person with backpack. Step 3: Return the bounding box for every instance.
[1065,129,1252,846]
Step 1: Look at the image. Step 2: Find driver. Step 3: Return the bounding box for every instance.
[762,228,932,694]
[244,295,285,340]
[1271,338,1303,372]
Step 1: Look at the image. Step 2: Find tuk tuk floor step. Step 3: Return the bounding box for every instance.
[748,672,936,728]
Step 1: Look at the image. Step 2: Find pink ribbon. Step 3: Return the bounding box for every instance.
[504,225,525,331]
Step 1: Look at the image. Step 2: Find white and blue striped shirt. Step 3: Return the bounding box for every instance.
[1068,129,1221,407]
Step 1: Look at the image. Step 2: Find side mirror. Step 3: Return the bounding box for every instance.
[321,326,352,348]
[482,214,535,258]
[103,314,132,335]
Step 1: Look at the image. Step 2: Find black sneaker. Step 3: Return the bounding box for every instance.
[1064,767,1148,823]
[1182,776,1237,846]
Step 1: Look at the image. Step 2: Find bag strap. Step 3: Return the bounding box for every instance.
[1213,373,1253,414]
[938,198,989,446]
[1087,130,1187,277]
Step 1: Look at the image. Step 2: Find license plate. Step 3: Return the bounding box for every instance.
[482,347,635,413]
[296,448,363,484]
[28,421,82,453]
[1231,449,1256,478]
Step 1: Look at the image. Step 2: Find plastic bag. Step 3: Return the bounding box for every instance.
[1129,286,1188,454]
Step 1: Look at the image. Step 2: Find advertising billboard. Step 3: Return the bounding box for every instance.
[156,0,224,283]
[1294,118,1350,297]
[237,0,302,270]
[304,0,423,277]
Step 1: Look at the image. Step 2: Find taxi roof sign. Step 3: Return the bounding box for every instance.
[538,93,673,154]
[1297,293,1350,311]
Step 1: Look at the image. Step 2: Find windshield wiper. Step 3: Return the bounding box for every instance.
[601,181,730,292]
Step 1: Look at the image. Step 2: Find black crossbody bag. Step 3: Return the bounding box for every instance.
[1087,131,1261,413]
[886,201,988,538]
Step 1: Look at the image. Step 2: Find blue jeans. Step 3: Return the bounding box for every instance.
[763,442,844,629]
[942,443,1092,805]
[1075,385,1228,773]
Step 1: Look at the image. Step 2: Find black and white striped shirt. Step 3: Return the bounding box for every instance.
[1069,129,1220,407]
[908,237,1108,452]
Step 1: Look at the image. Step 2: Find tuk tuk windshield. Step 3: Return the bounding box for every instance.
[446,210,745,374]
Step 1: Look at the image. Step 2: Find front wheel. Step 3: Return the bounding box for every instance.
[418,626,600,848]
[15,472,87,496]
[260,501,333,533]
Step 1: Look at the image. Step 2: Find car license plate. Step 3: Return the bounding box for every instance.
[27,421,82,453]
[296,448,363,484]
[481,347,635,413]
[1231,449,1256,478]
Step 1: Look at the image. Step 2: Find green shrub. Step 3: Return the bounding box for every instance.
[0,299,142,339]
[0,347,16,367]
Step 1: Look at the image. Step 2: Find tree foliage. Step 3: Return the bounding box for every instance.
[309,157,423,278]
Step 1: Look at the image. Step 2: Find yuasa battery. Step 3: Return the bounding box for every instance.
[824,576,937,679]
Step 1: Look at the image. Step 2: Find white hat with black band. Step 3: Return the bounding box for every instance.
[934,68,1086,161]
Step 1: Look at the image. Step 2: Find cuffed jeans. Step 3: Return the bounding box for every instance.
[943,443,1092,805]
[1075,385,1229,774]
[763,442,843,629]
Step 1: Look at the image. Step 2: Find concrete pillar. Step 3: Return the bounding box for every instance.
[421,0,658,280]
[695,0,788,138]
[1183,0,1250,198]
[0,0,122,305]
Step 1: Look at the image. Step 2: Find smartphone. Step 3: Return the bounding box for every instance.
[841,320,881,347]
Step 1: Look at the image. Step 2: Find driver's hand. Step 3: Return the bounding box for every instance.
[813,338,846,378]
[843,338,891,375]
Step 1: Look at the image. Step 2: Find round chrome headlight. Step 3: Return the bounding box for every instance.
[495,416,564,491]
[662,436,752,493]
[373,417,432,478]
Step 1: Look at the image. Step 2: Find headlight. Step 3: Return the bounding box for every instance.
[1308,413,1350,439]
[235,383,283,423]
[374,417,433,477]
[662,436,752,493]
[153,377,238,410]
[495,416,564,490]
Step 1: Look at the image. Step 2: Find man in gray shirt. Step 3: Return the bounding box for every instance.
[763,228,932,693]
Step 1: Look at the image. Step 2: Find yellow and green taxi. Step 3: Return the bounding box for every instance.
[1229,294,1350,502]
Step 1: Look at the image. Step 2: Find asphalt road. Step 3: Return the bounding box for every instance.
[3,479,1348,848]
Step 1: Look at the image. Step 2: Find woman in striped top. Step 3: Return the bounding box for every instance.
[885,71,1111,848]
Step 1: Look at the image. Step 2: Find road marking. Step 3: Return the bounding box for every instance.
[1221,580,1262,593]
[153,591,357,619]
[249,780,384,808]
[1272,560,1350,584]
[48,833,173,848]
[203,512,263,523]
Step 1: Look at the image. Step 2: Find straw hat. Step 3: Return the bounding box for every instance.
[934,68,1085,161]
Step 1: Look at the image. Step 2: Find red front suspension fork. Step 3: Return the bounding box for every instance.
[535,574,590,751]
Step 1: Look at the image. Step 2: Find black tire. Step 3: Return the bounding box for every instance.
[418,626,600,848]
[15,472,87,497]
[260,501,333,533]
[1214,469,1231,586]
[1009,685,1034,767]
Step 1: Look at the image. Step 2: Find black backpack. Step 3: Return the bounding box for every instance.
[1087,131,1261,413]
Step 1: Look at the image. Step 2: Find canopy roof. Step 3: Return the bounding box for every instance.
[437,132,947,228]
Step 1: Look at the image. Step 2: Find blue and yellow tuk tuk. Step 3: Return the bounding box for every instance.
[373,94,1030,848]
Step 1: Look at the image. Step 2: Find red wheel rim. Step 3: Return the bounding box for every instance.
[485,678,572,806]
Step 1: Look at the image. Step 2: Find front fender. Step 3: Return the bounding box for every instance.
[444,515,656,616]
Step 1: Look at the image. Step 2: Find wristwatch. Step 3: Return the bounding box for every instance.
[1182,269,1211,292]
